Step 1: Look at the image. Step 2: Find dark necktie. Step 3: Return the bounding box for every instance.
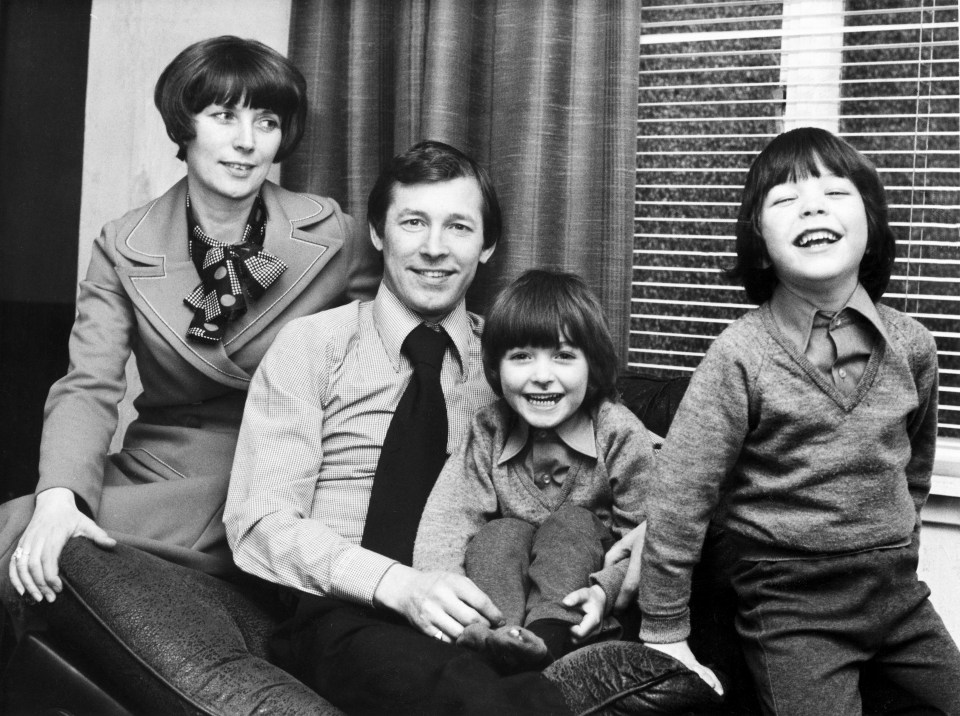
[361,323,450,565]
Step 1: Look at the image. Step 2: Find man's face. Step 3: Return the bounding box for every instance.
[371,177,495,321]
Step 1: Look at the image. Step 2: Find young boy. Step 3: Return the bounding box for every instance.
[638,127,960,714]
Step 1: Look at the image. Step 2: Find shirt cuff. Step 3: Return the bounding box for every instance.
[589,562,627,616]
[328,546,398,606]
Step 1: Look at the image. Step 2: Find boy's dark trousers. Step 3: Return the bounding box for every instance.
[729,539,960,716]
[465,504,614,653]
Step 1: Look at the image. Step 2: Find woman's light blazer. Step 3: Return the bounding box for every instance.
[29,177,376,569]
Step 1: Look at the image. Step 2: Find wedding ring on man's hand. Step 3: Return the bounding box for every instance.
[12,546,25,562]
[434,630,444,640]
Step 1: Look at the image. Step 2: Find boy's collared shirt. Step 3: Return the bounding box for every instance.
[769,283,891,394]
[498,410,596,501]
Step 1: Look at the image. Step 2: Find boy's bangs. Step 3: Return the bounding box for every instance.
[498,309,568,350]
[777,131,861,184]
[493,285,595,352]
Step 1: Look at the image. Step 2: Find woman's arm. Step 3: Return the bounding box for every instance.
[11,228,135,602]
[37,231,136,509]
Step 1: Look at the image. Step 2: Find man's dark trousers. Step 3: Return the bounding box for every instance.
[273,596,572,716]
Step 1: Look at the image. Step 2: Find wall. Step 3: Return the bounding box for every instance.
[0,0,92,500]
[918,496,960,642]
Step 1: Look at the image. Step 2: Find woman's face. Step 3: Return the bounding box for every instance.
[185,102,282,207]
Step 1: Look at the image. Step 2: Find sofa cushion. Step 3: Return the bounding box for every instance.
[47,538,342,716]
[617,372,690,440]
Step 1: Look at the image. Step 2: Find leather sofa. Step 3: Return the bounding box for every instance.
[0,374,922,715]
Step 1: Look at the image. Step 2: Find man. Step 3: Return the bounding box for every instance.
[224,141,686,715]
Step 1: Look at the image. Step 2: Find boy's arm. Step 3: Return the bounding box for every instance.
[638,336,751,644]
[588,404,655,610]
[905,329,939,522]
[412,409,500,574]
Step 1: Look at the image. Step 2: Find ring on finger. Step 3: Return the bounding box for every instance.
[433,629,444,640]
[13,546,25,562]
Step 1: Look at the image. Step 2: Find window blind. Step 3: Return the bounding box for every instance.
[634,0,960,443]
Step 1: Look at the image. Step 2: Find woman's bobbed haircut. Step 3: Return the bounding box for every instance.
[482,269,619,412]
[729,126,897,304]
[154,36,307,162]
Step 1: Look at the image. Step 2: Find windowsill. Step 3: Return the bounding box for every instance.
[933,437,960,497]
[926,438,960,528]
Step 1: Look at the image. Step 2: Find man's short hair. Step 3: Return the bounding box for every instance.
[154,35,307,162]
[367,140,502,250]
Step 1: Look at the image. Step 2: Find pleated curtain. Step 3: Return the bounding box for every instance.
[284,0,640,362]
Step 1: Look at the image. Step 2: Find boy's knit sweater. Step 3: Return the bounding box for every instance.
[639,301,939,643]
[414,398,653,605]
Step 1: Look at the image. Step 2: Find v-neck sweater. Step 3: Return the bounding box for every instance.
[413,398,653,604]
[638,301,939,643]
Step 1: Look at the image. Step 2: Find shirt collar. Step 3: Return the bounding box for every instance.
[769,282,890,351]
[498,409,597,465]
[371,283,472,378]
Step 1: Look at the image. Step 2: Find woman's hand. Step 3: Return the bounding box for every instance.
[563,584,607,644]
[603,521,646,611]
[373,563,504,642]
[647,640,724,696]
[9,487,116,604]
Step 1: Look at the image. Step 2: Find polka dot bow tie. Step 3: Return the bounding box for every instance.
[183,195,287,344]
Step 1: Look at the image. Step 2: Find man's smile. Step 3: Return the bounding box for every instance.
[412,268,455,279]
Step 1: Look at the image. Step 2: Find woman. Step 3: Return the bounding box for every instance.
[0,35,377,609]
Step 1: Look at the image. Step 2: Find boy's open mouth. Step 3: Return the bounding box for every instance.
[524,393,562,406]
[794,230,841,248]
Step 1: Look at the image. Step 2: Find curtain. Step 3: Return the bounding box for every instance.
[285,0,640,362]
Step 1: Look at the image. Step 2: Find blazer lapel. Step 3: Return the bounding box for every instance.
[114,179,252,388]
[222,181,342,352]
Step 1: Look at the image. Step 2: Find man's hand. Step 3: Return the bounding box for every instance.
[562,584,606,644]
[10,487,116,604]
[603,521,646,611]
[373,564,504,642]
[647,640,724,696]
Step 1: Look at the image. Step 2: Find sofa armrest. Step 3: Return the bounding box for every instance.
[42,538,342,716]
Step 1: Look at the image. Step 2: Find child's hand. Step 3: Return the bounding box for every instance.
[562,584,606,643]
[646,640,724,696]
